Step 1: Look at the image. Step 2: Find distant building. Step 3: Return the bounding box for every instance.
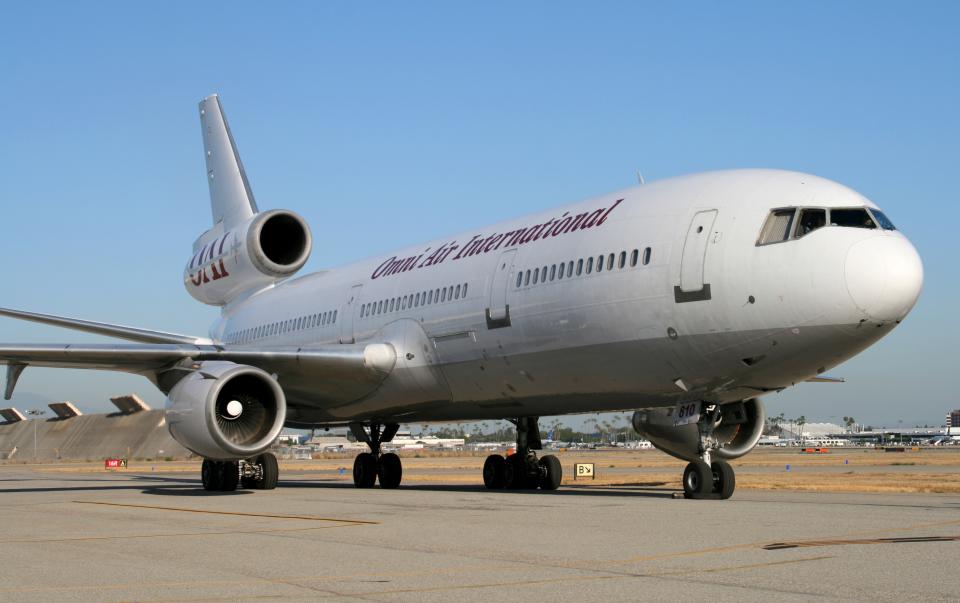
[948,410,960,436]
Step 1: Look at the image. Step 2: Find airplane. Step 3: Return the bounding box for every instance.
[0,94,923,499]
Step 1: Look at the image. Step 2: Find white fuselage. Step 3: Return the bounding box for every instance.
[212,169,922,427]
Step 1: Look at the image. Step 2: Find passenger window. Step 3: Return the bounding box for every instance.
[830,208,876,229]
[550,265,556,281]
[870,209,896,230]
[607,253,615,270]
[577,259,583,275]
[448,286,454,300]
[378,301,383,314]
[455,284,461,299]
[333,310,337,323]
[525,270,531,286]
[758,209,796,245]
[533,268,539,284]
[586,257,594,274]
[643,247,651,265]
[796,208,826,238]
[558,263,565,279]
[630,249,638,267]
[618,251,626,269]
[463,283,468,296]
[595,255,603,273]
[435,288,440,301]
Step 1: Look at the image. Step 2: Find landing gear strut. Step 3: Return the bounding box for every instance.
[201,452,278,492]
[682,404,736,500]
[350,422,402,489]
[482,416,562,491]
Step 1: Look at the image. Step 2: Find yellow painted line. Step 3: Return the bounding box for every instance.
[0,525,355,544]
[71,500,379,524]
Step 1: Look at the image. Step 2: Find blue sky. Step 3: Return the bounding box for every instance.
[0,2,957,427]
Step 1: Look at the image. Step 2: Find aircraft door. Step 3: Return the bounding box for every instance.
[676,210,717,302]
[339,284,363,343]
[486,249,517,329]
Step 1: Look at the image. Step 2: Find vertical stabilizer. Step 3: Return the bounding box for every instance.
[199,94,259,229]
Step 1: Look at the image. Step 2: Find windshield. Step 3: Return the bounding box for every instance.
[830,208,876,229]
[870,209,897,230]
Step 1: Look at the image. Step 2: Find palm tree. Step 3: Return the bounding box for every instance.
[796,415,807,443]
[843,416,856,433]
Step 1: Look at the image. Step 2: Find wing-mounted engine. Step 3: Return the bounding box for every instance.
[165,361,287,459]
[184,209,312,306]
[631,398,765,463]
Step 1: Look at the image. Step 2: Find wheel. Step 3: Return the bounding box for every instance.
[503,454,529,489]
[682,461,712,499]
[538,455,562,490]
[253,452,279,490]
[353,452,377,488]
[711,460,735,499]
[377,453,402,489]
[218,460,239,491]
[201,459,221,491]
[482,454,506,489]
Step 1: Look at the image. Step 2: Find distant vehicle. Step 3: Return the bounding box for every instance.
[0,94,923,500]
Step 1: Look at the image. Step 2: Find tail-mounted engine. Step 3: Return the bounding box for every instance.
[165,361,287,459]
[184,209,312,306]
[632,398,766,463]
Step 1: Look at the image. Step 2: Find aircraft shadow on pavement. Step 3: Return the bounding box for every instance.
[278,479,677,499]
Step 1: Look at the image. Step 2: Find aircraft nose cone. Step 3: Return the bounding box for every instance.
[844,235,923,322]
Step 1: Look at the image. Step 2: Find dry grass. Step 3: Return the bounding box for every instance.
[18,448,960,494]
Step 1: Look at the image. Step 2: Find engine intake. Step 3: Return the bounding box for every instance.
[185,209,312,306]
[632,398,765,463]
[165,362,287,459]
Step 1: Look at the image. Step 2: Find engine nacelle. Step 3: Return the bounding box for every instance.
[165,361,287,459]
[184,209,312,306]
[631,398,766,463]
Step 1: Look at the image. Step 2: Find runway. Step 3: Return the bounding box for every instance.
[0,465,958,601]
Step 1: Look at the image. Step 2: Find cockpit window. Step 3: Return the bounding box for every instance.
[869,209,897,230]
[796,208,826,238]
[757,209,796,245]
[830,208,876,229]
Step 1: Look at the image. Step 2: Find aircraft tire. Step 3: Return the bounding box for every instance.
[482,454,506,489]
[682,461,712,499]
[254,452,279,490]
[711,460,735,499]
[201,459,221,491]
[538,455,562,490]
[353,452,377,488]
[377,453,402,489]
[218,460,239,491]
[503,454,527,489]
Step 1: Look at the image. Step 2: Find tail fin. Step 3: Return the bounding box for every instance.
[199,94,258,229]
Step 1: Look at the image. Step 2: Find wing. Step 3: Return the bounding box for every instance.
[0,343,396,400]
[0,307,211,345]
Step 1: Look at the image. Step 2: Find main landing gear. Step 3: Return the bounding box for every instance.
[682,405,736,500]
[201,452,279,492]
[482,417,562,491]
[350,422,402,489]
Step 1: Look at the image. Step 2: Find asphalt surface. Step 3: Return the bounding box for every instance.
[1,465,958,601]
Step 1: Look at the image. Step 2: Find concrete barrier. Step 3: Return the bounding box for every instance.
[0,409,191,461]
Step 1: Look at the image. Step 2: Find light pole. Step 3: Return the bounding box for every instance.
[26,409,46,461]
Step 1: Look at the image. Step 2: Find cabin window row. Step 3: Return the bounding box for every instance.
[515,247,652,288]
[361,282,469,319]
[227,309,338,344]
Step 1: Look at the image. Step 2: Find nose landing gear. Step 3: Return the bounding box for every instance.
[482,416,562,491]
[350,422,402,489]
[682,405,736,500]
